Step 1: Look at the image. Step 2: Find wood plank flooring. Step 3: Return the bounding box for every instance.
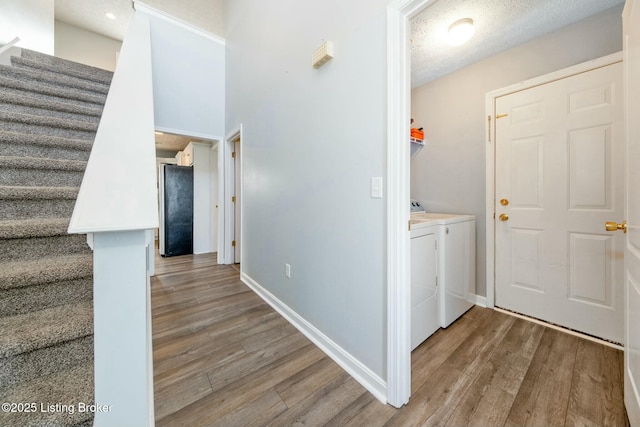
[152,252,628,426]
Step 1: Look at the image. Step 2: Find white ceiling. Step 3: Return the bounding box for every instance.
[54,0,224,42]
[411,0,625,87]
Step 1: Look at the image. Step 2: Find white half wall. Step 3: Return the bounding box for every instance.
[225,0,389,382]
[410,4,624,297]
[55,21,122,72]
[0,0,54,54]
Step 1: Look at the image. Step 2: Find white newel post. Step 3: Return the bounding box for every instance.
[90,230,155,426]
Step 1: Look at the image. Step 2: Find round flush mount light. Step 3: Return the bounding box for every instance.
[105,12,117,20]
[447,18,474,46]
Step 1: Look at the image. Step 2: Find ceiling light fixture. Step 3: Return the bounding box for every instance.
[447,18,474,46]
[105,12,117,20]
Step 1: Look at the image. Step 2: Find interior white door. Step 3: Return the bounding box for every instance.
[495,61,624,343]
[234,139,241,264]
[623,1,640,424]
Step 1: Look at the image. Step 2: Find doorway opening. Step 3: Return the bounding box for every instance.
[220,126,243,265]
[154,130,219,257]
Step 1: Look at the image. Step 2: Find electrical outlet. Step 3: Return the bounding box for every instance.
[285,263,291,279]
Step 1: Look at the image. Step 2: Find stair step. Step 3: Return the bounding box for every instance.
[0,217,69,239]
[0,220,90,263]
[0,156,87,187]
[0,87,103,122]
[0,254,92,291]
[0,335,92,389]
[0,276,92,318]
[0,301,93,359]
[0,75,106,109]
[21,48,113,84]
[0,131,92,162]
[0,111,98,140]
[0,186,80,220]
[0,362,94,427]
[0,130,93,151]
[0,63,110,96]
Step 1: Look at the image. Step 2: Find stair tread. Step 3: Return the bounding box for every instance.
[21,48,113,83]
[0,362,94,427]
[0,253,92,290]
[0,87,103,118]
[0,218,69,239]
[0,301,93,358]
[0,130,93,151]
[0,185,79,200]
[0,155,87,171]
[0,111,98,133]
[0,75,106,107]
[0,63,109,96]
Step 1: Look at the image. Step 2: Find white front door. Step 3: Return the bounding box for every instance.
[623,0,640,423]
[495,61,625,343]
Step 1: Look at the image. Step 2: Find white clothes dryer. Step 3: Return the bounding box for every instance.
[411,212,476,328]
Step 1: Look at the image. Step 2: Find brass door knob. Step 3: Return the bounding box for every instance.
[499,213,509,221]
[605,221,627,233]
[500,198,509,206]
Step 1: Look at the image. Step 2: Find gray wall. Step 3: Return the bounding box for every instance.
[410,4,624,298]
[55,21,122,72]
[225,0,388,378]
[144,12,225,139]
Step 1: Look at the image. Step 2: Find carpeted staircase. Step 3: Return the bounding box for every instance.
[0,48,112,427]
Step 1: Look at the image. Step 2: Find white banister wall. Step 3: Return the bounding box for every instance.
[67,11,158,427]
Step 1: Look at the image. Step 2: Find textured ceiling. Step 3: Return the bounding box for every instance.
[54,0,224,41]
[411,0,625,87]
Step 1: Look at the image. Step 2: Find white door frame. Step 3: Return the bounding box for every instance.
[219,125,242,265]
[386,0,438,407]
[623,0,640,423]
[484,52,623,309]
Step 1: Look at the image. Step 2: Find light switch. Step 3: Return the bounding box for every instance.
[371,177,383,198]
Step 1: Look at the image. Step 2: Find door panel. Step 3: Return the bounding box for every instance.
[624,0,640,423]
[495,61,624,343]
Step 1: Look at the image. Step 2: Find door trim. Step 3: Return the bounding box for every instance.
[386,0,439,407]
[220,126,242,265]
[484,51,623,308]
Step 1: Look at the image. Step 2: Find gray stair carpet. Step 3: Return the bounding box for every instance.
[0,47,112,427]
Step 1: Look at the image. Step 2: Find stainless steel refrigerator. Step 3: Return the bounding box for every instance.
[159,164,193,257]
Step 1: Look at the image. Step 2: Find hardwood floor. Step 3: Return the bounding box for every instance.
[152,252,628,426]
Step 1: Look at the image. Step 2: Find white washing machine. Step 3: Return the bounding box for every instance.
[409,209,440,350]
[411,210,476,328]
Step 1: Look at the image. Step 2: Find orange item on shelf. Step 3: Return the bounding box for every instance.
[411,128,424,140]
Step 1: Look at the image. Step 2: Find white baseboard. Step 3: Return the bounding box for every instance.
[471,294,487,307]
[240,272,387,404]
